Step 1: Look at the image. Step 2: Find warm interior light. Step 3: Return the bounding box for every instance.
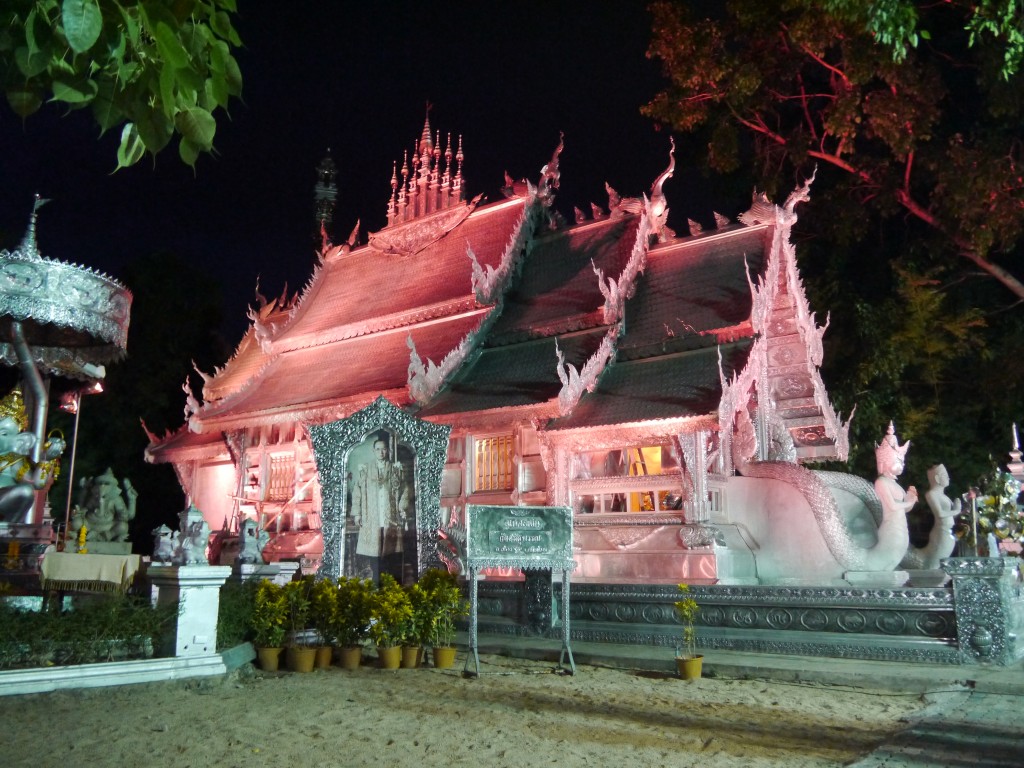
[59,391,79,414]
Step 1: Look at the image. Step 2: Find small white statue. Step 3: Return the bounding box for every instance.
[177,507,211,566]
[902,463,961,569]
[235,518,269,565]
[874,421,917,519]
[153,504,212,566]
[151,524,175,563]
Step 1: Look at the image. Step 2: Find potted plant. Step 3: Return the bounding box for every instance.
[309,577,337,669]
[674,583,702,680]
[283,576,316,672]
[419,568,467,669]
[332,576,374,669]
[401,581,431,668]
[250,579,286,671]
[369,573,412,669]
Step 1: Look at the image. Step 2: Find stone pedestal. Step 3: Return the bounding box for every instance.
[844,570,909,588]
[945,557,1024,665]
[148,565,231,657]
[904,569,950,588]
[230,561,299,585]
[87,541,132,555]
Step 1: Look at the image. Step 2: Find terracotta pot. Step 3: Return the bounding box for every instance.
[256,646,282,672]
[377,645,402,670]
[431,646,457,669]
[314,646,333,669]
[401,645,423,669]
[286,646,317,673]
[676,655,703,681]
[337,645,363,670]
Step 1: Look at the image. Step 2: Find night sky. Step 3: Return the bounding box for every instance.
[0,2,725,344]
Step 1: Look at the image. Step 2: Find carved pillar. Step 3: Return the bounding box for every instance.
[678,430,711,525]
[945,557,1022,665]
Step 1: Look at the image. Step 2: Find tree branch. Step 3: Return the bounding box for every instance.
[740,112,1024,299]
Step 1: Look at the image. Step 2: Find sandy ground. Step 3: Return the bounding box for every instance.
[1,653,930,768]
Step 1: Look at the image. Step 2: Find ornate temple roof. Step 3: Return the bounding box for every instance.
[417,328,609,419]
[546,341,754,432]
[617,224,768,360]
[148,121,844,466]
[488,215,642,345]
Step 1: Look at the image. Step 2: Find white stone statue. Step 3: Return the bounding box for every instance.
[152,505,212,565]
[726,414,916,583]
[874,421,918,523]
[235,517,269,564]
[901,463,961,569]
[69,468,137,543]
[151,524,175,563]
[177,507,211,566]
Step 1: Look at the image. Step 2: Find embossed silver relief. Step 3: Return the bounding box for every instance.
[308,396,451,580]
[946,557,1022,664]
[0,201,131,378]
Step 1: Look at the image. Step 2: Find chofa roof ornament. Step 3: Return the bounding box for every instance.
[649,137,676,243]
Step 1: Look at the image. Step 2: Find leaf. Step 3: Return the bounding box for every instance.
[6,84,43,117]
[154,21,190,70]
[90,79,123,133]
[136,108,174,154]
[223,53,242,96]
[14,45,49,78]
[203,74,227,110]
[51,73,99,104]
[173,105,215,149]
[115,3,141,48]
[116,122,146,169]
[178,136,199,166]
[62,0,103,54]
[158,61,176,117]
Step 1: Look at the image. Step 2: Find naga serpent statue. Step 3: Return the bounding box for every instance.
[727,410,946,583]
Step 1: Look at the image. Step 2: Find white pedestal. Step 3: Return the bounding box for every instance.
[148,565,232,657]
[231,561,300,585]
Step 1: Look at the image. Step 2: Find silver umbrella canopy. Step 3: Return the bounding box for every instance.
[0,197,132,468]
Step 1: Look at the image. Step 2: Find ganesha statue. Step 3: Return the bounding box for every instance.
[69,467,137,543]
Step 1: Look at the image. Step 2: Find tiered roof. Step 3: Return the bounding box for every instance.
[147,119,844,466]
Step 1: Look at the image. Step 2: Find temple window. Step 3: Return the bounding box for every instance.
[571,445,683,514]
[266,452,295,502]
[472,433,514,492]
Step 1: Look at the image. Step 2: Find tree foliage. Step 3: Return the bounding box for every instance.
[645,0,1024,490]
[1,0,243,169]
[824,0,1024,79]
[645,0,1024,298]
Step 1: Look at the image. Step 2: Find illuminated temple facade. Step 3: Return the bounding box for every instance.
[145,115,849,584]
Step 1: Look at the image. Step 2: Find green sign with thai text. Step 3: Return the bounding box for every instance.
[465,505,574,570]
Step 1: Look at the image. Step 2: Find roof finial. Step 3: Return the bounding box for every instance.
[388,161,399,223]
[421,101,434,154]
[17,194,51,260]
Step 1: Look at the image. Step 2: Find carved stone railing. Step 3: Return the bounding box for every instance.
[945,557,1024,665]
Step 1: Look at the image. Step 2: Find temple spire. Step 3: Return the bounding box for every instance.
[313,150,337,252]
[385,109,466,227]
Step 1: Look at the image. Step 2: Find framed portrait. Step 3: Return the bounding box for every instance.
[308,397,451,583]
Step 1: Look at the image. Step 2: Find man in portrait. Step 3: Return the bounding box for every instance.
[350,433,412,582]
